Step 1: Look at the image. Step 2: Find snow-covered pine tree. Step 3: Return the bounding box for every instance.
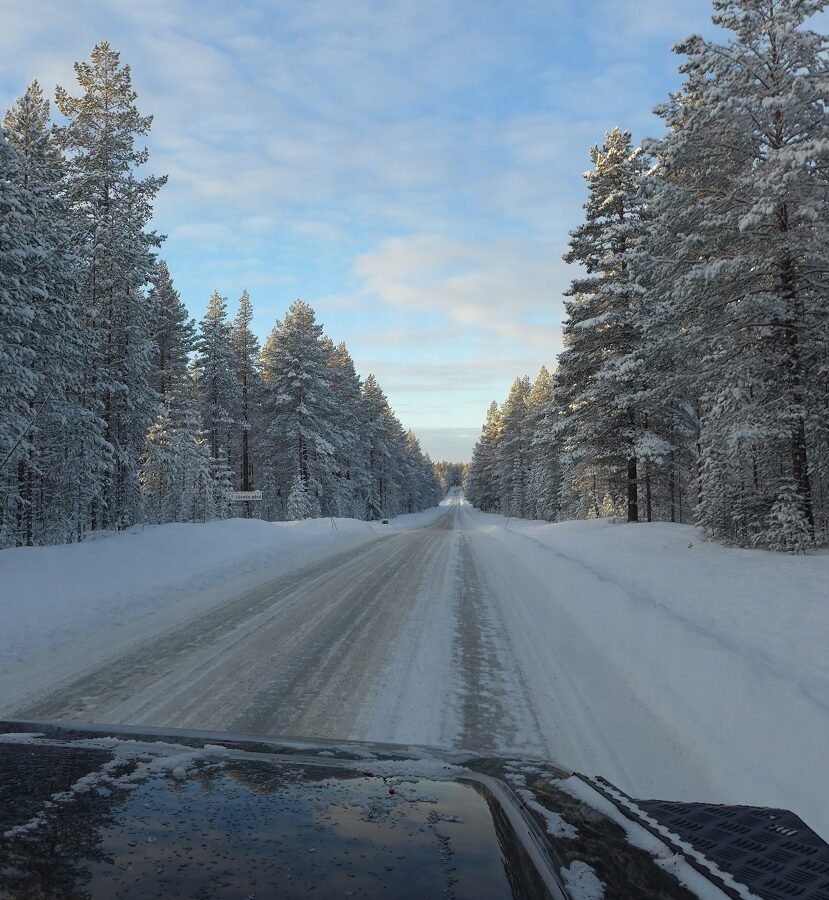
[142,401,176,524]
[424,447,443,509]
[141,260,227,527]
[180,420,217,522]
[56,42,166,531]
[385,413,415,517]
[465,401,502,513]
[286,472,317,520]
[0,130,40,547]
[0,82,107,547]
[389,424,438,514]
[148,260,194,398]
[525,366,560,520]
[194,291,241,473]
[361,374,400,518]
[142,362,224,527]
[557,128,649,522]
[363,481,382,522]
[150,388,218,526]
[631,170,700,528]
[649,0,829,547]
[766,479,814,553]
[432,461,467,495]
[208,449,235,519]
[402,431,432,513]
[181,418,216,524]
[497,377,531,517]
[259,300,336,518]
[324,340,369,517]
[230,290,260,498]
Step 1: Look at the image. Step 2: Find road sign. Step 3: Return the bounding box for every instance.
[227,490,263,501]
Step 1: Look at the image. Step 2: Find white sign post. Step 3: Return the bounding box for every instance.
[226,490,263,502]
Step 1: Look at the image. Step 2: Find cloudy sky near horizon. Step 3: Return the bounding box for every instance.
[1,0,726,460]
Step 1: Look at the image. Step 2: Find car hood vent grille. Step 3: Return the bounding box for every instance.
[638,799,829,900]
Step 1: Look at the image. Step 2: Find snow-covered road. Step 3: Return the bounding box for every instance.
[8,491,829,839]
[14,498,537,753]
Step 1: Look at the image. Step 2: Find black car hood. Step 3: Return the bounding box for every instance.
[1,721,827,899]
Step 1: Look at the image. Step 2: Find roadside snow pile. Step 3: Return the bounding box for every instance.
[497,515,829,710]
[465,506,829,839]
[0,507,445,712]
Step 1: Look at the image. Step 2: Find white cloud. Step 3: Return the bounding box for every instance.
[351,234,568,350]
[411,427,481,462]
[0,0,749,439]
[173,222,236,242]
[363,357,550,393]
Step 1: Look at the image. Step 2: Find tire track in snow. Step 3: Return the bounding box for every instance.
[453,528,548,756]
[347,508,463,748]
[14,518,453,736]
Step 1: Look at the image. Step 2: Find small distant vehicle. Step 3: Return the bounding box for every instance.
[1,721,827,899]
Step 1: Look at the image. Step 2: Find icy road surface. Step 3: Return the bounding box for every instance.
[9,490,829,839]
[14,498,539,753]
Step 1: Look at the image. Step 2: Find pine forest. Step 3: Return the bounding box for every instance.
[466,0,829,552]
[0,44,441,548]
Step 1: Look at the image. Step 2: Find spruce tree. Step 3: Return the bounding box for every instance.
[498,377,531,517]
[362,374,397,518]
[194,291,240,466]
[259,301,337,516]
[325,340,369,517]
[148,260,194,398]
[526,366,560,520]
[465,401,502,513]
[286,472,318,520]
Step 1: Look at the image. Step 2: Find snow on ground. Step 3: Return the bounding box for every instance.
[352,510,463,749]
[462,503,829,839]
[2,489,827,841]
[0,504,448,712]
[497,513,829,706]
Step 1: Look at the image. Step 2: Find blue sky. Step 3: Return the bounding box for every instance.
[1,0,727,460]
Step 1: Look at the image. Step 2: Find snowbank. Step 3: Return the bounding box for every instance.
[464,506,829,838]
[494,514,829,708]
[0,506,446,712]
